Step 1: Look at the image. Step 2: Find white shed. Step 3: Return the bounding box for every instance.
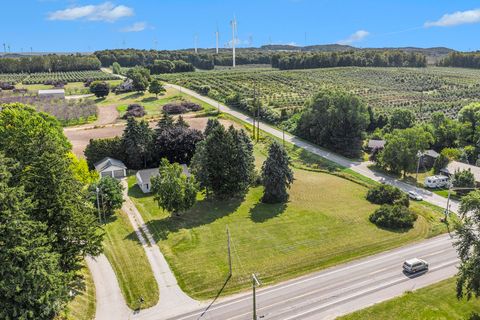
[38,89,65,99]
[136,164,190,193]
[94,157,127,179]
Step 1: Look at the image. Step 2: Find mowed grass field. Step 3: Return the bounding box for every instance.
[58,264,95,320]
[127,152,447,299]
[98,87,216,118]
[339,278,480,320]
[103,210,159,309]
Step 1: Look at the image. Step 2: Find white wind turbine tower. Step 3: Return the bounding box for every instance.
[194,34,198,54]
[215,25,219,54]
[230,16,237,68]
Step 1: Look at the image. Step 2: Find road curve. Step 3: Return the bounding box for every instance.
[169,234,457,320]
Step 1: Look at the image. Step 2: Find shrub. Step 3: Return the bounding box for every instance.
[122,104,146,119]
[366,184,409,207]
[90,81,110,98]
[369,204,417,229]
[162,101,202,114]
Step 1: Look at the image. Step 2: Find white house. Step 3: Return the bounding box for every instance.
[38,89,65,99]
[136,164,190,193]
[94,157,127,179]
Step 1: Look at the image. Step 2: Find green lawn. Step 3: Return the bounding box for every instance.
[127,161,448,299]
[58,263,95,320]
[103,210,159,309]
[339,278,480,320]
[98,87,216,118]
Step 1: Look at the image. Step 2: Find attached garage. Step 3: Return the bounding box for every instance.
[94,157,127,179]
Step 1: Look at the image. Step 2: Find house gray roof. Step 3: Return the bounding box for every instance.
[94,157,127,172]
[367,139,386,149]
[441,160,480,182]
[136,164,190,185]
[136,168,159,185]
[422,149,440,159]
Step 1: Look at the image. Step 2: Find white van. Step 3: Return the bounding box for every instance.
[424,175,449,188]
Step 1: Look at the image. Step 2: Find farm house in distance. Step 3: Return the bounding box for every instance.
[38,89,65,99]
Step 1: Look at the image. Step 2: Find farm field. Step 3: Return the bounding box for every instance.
[0,70,120,84]
[159,66,480,122]
[127,140,448,299]
[102,210,159,309]
[339,278,480,320]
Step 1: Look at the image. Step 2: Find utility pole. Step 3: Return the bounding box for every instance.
[415,151,422,183]
[252,273,261,320]
[226,226,232,277]
[95,187,102,223]
[231,16,237,68]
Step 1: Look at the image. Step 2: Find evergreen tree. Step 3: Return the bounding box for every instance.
[191,124,254,198]
[0,104,102,276]
[122,117,153,169]
[204,118,221,137]
[261,141,294,203]
[0,153,68,320]
[176,115,189,128]
[155,111,174,135]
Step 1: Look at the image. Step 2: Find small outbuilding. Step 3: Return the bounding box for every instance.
[136,164,190,193]
[366,139,386,152]
[419,149,440,168]
[94,157,127,179]
[38,89,65,99]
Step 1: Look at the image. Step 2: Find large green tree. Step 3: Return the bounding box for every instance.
[148,79,166,98]
[295,89,369,157]
[428,112,459,150]
[90,176,125,219]
[261,141,294,203]
[0,104,103,316]
[151,159,197,216]
[89,81,110,98]
[126,66,151,92]
[459,103,480,146]
[452,169,476,195]
[191,123,254,198]
[379,126,433,177]
[389,108,415,130]
[122,117,153,169]
[0,153,68,320]
[456,190,480,300]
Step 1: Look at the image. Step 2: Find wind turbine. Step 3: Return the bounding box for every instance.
[194,34,198,54]
[230,16,237,67]
[215,25,219,54]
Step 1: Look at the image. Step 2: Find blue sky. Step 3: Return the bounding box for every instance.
[2,0,480,52]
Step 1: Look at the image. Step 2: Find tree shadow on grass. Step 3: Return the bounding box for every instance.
[249,201,287,223]
[144,196,244,241]
[120,92,144,101]
[141,96,158,103]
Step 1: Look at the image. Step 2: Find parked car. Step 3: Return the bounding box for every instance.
[403,258,429,274]
[408,191,423,201]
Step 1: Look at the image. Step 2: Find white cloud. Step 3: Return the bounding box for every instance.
[48,2,133,22]
[121,22,146,32]
[337,30,369,45]
[425,9,480,27]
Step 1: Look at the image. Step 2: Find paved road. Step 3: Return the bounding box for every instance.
[169,234,457,320]
[166,84,460,215]
[164,84,461,319]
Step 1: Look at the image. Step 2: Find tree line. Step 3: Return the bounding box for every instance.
[0,54,101,73]
[438,51,480,69]
[272,50,427,70]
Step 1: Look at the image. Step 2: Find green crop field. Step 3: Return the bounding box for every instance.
[159,66,480,122]
[0,70,119,85]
